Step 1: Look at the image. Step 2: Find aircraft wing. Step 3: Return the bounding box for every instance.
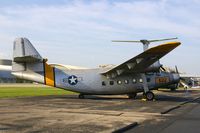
[101,42,181,78]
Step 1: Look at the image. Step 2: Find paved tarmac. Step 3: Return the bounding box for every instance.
[0,88,200,133]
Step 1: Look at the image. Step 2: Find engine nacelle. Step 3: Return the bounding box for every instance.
[144,62,161,72]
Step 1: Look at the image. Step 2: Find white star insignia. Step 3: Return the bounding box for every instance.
[68,75,78,85]
[69,76,77,84]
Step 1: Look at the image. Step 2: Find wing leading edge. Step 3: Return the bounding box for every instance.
[101,42,181,78]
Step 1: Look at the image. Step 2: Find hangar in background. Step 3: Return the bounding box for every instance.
[0,59,31,83]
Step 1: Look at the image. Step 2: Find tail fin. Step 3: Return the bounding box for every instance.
[13,38,43,63]
[12,38,55,86]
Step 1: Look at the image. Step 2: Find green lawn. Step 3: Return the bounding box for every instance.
[0,86,76,98]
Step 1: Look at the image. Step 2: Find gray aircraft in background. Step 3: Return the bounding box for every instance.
[11,38,181,101]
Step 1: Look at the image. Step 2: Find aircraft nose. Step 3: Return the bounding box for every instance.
[173,73,180,83]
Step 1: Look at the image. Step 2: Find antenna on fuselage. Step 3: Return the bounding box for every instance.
[112,37,178,51]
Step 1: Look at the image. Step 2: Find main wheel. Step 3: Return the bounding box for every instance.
[78,94,85,99]
[128,93,137,99]
[145,91,154,101]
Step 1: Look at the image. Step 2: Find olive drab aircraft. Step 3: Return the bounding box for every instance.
[11,37,181,101]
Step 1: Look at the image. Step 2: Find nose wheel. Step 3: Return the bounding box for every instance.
[143,91,155,101]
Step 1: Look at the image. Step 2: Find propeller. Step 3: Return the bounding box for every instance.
[112,37,178,51]
[112,37,178,44]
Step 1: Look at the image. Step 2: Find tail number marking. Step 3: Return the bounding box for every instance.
[155,77,169,84]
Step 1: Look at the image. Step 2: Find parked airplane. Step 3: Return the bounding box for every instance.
[11,38,181,100]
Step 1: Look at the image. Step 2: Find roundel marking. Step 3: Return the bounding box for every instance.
[68,75,78,85]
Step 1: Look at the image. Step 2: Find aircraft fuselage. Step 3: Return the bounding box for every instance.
[51,67,180,95]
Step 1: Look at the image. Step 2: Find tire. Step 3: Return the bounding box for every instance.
[145,91,154,101]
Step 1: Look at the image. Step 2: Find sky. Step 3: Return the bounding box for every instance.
[0,0,199,74]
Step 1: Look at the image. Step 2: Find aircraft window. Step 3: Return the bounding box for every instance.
[110,81,114,85]
[124,80,129,84]
[132,79,137,83]
[139,78,143,83]
[102,81,106,86]
[117,80,122,85]
[147,78,151,82]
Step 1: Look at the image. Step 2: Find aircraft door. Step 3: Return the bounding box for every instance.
[145,73,155,89]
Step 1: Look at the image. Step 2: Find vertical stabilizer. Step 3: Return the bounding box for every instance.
[12,38,55,86]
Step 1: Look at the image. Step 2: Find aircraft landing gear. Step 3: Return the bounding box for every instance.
[141,73,155,101]
[143,91,154,101]
[128,93,137,99]
[78,94,85,99]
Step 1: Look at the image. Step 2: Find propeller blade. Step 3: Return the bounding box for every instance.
[160,66,166,72]
[112,37,178,52]
[148,37,178,42]
[112,37,178,43]
[112,40,141,43]
[175,65,179,74]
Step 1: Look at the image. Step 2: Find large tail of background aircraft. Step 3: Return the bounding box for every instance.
[12,38,55,87]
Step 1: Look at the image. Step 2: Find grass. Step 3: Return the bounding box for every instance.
[0,86,76,98]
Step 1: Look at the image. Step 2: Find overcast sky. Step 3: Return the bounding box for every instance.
[0,0,199,74]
